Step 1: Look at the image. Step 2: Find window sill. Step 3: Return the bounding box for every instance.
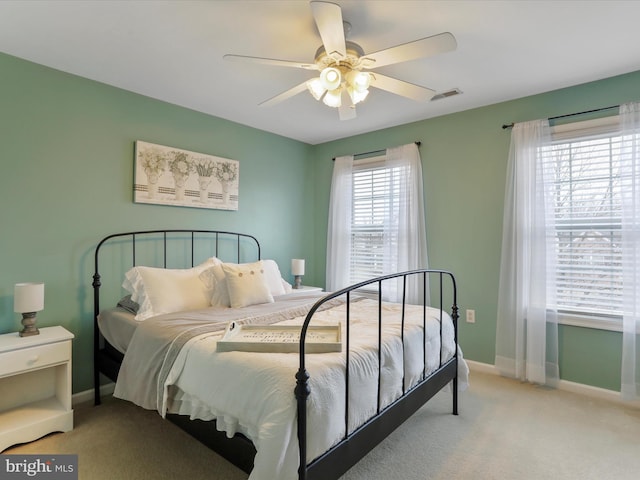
[558,313,622,333]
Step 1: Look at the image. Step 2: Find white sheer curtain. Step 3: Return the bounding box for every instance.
[385,143,429,303]
[326,155,354,292]
[620,102,640,402]
[495,120,559,386]
[326,144,428,303]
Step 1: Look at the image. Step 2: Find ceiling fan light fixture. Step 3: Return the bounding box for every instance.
[346,70,370,92]
[306,77,326,101]
[347,85,369,105]
[225,1,458,122]
[322,88,342,108]
[319,67,342,90]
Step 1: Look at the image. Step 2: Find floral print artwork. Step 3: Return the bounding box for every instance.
[134,141,239,210]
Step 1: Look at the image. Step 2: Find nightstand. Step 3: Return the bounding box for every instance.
[290,286,323,294]
[0,326,74,452]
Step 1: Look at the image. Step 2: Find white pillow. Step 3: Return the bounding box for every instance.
[281,278,293,293]
[201,264,230,308]
[202,259,288,308]
[222,261,274,308]
[262,259,286,296]
[123,257,220,321]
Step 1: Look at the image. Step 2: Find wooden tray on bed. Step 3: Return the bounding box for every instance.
[217,321,342,353]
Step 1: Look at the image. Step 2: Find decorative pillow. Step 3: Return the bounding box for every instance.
[222,261,274,308]
[123,257,221,321]
[202,259,288,308]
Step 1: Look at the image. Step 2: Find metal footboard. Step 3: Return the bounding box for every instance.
[296,270,458,480]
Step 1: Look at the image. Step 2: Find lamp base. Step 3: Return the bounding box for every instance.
[293,275,303,289]
[19,312,40,337]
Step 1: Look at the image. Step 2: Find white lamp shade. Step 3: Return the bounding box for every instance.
[346,70,371,92]
[322,89,342,108]
[14,282,45,313]
[306,78,326,101]
[291,259,305,276]
[319,67,342,91]
[347,85,369,105]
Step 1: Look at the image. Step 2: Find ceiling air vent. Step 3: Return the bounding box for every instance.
[431,88,462,101]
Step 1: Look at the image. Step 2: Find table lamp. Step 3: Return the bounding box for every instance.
[14,282,44,337]
[291,259,305,289]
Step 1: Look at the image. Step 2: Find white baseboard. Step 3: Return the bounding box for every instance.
[465,360,499,375]
[465,360,640,408]
[72,382,114,406]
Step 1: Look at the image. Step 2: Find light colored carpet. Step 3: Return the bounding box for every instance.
[5,371,640,479]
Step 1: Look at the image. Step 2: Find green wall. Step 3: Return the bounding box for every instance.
[310,70,640,392]
[1,50,637,395]
[0,52,313,392]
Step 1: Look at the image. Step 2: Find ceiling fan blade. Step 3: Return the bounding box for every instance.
[338,90,357,121]
[259,81,310,107]
[339,105,357,121]
[224,54,318,70]
[310,1,346,61]
[369,73,436,102]
[361,32,457,69]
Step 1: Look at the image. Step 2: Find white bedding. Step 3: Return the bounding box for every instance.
[113,294,468,480]
[97,307,138,354]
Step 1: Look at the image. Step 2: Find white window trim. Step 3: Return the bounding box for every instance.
[551,114,624,333]
[550,115,620,139]
[558,312,622,332]
[352,154,385,168]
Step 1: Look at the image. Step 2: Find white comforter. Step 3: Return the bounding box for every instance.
[114,294,468,480]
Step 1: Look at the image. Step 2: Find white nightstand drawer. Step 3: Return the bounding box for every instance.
[0,341,70,378]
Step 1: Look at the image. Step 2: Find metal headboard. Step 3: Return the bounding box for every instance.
[92,229,260,319]
[92,229,261,402]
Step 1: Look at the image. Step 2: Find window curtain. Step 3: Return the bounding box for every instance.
[326,144,429,303]
[620,102,640,402]
[326,155,354,292]
[495,120,559,386]
[385,143,429,304]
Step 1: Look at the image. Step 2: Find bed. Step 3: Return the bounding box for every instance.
[92,229,467,480]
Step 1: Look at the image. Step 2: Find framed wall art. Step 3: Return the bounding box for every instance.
[134,141,239,211]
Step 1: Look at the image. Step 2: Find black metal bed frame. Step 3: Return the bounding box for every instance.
[296,270,458,480]
[92,229,261,405]
[92,230,459,480]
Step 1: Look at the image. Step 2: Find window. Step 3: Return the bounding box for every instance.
[350,158,404,285]
[496,104,640,393]
[543,118,627,322]
[326,143,427,303]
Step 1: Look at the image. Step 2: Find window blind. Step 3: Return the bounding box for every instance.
[350,162,403,285]
[543,130,627,317]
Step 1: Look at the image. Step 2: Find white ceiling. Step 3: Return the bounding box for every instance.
[1,0,639,145]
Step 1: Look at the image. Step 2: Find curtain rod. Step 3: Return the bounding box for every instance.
[501,105,619,130]
[332,141,421,161]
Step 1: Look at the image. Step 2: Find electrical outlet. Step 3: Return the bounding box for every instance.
[466,309,476,323]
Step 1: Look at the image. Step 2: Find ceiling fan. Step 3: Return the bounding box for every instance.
[223,1,457,120]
